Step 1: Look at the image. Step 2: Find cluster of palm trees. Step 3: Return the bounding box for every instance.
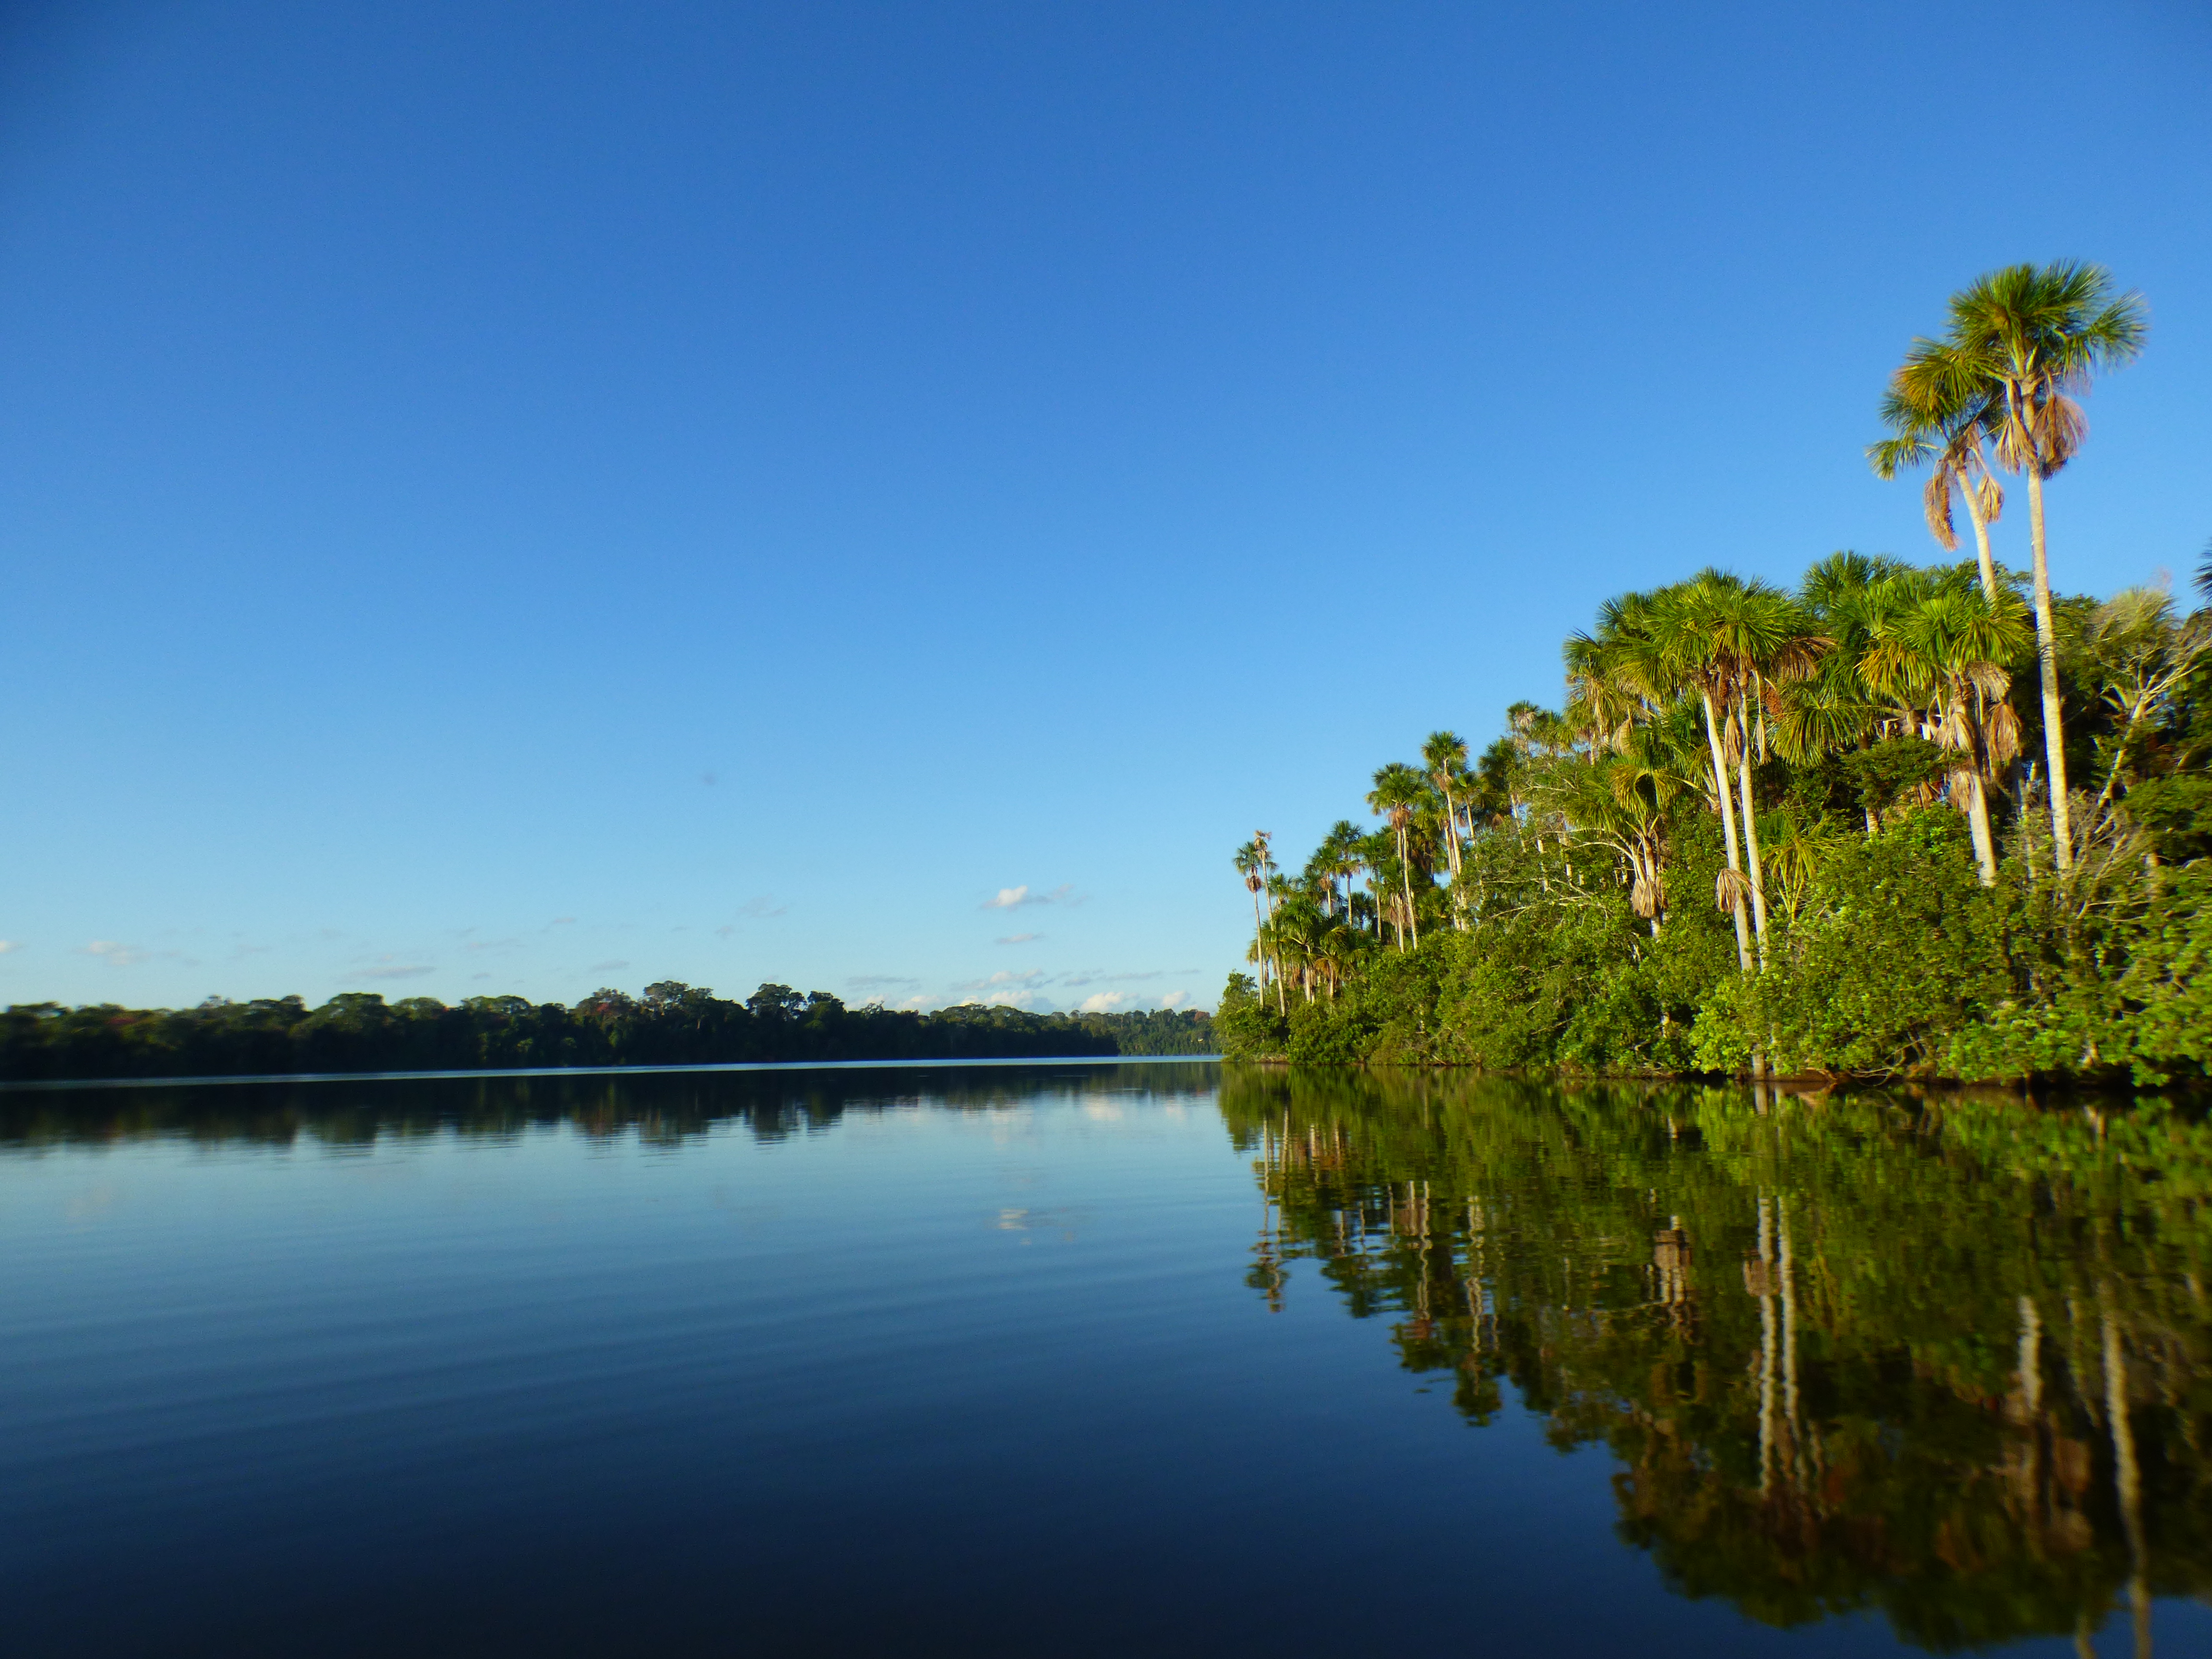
[1230,261,2199,1014]
[1868,259,2147,871]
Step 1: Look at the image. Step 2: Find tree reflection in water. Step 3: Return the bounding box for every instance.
[1222,1069,2212,1655]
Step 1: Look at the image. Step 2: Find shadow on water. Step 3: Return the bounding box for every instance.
[1221,1068,2212,1656]
[0,1060,1224,1154]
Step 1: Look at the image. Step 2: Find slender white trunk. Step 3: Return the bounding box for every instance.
[1962,481,1999,603]
[1702,690,1755,972]
[1967,771,1998,886]
[1737,697,1770,964]
[2027,467,2073,870]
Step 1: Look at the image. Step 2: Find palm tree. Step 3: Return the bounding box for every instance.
[1420,731,1472,928]
[1367,763,1428,951]
[1896,262,2147,869]
[1869,344,2007,602]
[1234,838,1271,1003]
[1668,573,1825,962]
[1860,581,2030,884]
[1317,819,1364,924]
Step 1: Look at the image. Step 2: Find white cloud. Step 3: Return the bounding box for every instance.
[982,988,1050,1010]
[84,940,147,967]
[982,883,1074,911]
[587,959,629,973]
[0,940,20,955]
[995,932,1040,945]
[1160,990,1190,1009]
[1078,991,1130,1013]
[351,963,436,981]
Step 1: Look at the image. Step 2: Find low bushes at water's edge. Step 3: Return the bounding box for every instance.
[1216,809,2212,1086]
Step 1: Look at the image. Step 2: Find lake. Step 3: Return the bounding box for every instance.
[2,1062,2205,1657]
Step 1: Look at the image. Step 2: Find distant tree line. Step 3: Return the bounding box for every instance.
[0,982,1216,1082]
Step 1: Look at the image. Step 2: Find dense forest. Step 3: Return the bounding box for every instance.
[0,982,1215,1082]
[1218,262,2212,1084]
[1223,1069,2211,1651]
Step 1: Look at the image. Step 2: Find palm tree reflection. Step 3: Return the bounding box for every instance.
[1224,1069,2212,1652]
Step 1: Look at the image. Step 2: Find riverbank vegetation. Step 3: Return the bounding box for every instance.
[0,983,1215,1082]
[1219,262,2212,1083]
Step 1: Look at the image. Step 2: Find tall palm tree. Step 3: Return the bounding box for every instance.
[1366,764,1428,952]
[1896,262,2147,869]
[1869,346,2007,602]
[1234,838,1270,1002]
[1662,573,1825,964]
[1420,731,1472,928]
[1318,819,1364,925]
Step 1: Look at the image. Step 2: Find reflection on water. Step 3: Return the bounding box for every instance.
[4,1062,2207,1657]
[0,1061,1224,1153]
[1223,1069,2212,1654]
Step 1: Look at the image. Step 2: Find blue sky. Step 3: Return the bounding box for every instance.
[3,0,2208,1015]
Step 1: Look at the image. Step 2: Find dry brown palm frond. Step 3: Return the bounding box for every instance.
[1629,870,1663,920]
[1984,701,2021,768]
[1969,471,2003,524]
[1714,866,1752,914]
[1965,660,2009,700]
[1922,470,1959,550]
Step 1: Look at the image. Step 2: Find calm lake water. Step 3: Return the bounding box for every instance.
[3,1063,2206,1658]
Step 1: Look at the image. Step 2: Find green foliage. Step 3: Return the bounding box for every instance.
[1223,548,2212,1083]
[0,985,1216,1082]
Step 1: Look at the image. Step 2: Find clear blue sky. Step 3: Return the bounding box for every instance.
[3,0,2208,1015]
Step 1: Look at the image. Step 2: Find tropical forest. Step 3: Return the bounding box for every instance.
[1218,262,2212,1085]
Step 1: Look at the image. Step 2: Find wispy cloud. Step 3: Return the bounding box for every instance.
[84,940,147,967]
[849,974,922,992]
[955,968,1046,993]
[0,940,20,956]
[587,959,629,974]
[981,883,1074,911]
[351,963,436,981]
[550,916,577,926]
[995,932,1040,945]
[716,897,788,936]
[1061,968,1163,988]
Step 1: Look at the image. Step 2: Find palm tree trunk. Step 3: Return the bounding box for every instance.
[1967,771,1998,886]
[1962,481,1999,603]
[1700,690,1755,973]
[2027,467,2073,870]
[1736,699,1770,964]
[1402,858,1419,950]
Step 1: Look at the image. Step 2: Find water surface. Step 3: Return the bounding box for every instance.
[2,1064,2205,1656]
